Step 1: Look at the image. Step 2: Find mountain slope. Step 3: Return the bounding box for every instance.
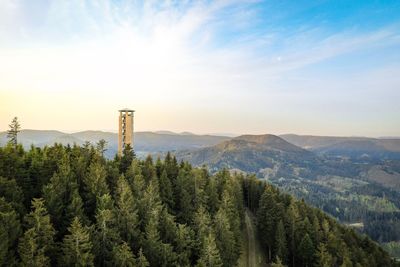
[280,134,400,159]
[176,134,317,176]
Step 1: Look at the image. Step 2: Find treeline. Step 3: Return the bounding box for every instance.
[0,143,243,266]
[0,143,397,266]
[243,176,398,267]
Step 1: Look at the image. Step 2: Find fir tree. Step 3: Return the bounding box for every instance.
[7,117,20,146]
[93,194,121,267]
[275,220,288,263]
[0,197,21,266]
[316,243,333,267]
[115,174,140,249]
[214,208,237,267]
[159,169,175,211]
[113,242,136,267]
[196,232,223,267]
[298,233,314,267]
[18,198,55,267]
[61,217,94,267]
[136,248,149,267]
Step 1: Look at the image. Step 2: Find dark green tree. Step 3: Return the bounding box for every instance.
[96,139,108,158]
[275,220,288,263]
[136,248,149,267]
[18,198,56,267]
[115,174,140,250]
[0,197,21,266]
[93,194,121,267]
[7,117,21,146]
[159,169,175,211]
[119,144,135,173]
[61,217,94,266]
[298,233,314,267]
[113,242,136,267]
[196,232,223,267]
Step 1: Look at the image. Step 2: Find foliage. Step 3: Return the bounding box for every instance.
[0,143,397,266]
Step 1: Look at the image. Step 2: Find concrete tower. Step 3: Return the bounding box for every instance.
[118,109,135,156]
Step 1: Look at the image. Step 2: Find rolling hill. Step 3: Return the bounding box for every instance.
[0,129,230,158]
[280,134,400,160]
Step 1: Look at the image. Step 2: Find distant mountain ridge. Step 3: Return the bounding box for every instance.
[280,134,400,159]
[0,129,231,158]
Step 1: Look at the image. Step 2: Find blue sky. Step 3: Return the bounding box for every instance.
[0,0,399,136]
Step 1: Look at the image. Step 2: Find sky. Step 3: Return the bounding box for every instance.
[0,0,399,137]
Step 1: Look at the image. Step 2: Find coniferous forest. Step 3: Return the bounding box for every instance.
[0,142,398,267]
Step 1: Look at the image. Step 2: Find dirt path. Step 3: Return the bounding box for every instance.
[245,209,257,267]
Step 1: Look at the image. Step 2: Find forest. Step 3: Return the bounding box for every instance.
[0,141,398,266]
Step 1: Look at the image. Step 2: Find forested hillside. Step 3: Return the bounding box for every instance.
[0,143,397,266]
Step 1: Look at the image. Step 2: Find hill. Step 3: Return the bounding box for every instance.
[280,134,400,160]
[176,134,318,177]
[175,134,400,258]
[0,129,230,157]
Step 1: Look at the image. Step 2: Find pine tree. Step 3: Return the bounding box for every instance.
[298,233,314,267]
[275,220,288,262]
[96,139,108,158]
[120,144,135,173]
[113,242,136,267]
[196,232,223,267]
[316,243,333,267]
[43,154,81,236]
[159,169,175,211]
[257,187,279,261]
[136,248,149,267]
[175,223,194,266]
[0,176,25,216]
[115,174,140,249]
[0,197,21,266]
[93,194,121,267]
[7,116,21,146]
[18,198,56,267]
[214,208,236,267]
[83,161,109,218]
[61,217,94,266]
[143,209,162,266]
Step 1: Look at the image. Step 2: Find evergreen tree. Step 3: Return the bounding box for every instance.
[0,197,21,266]
[214,208,237,267]
[18,198,55,267]
[93,194,121,267]
[120,144,135,173]
[96,139,108,158]
[316,243,333,267]
[257,187,279,261]
[175,223,194,267]
[7,116,21,146]
[83,161,109,218]
[115,174,140,250]
[275,220,288,263]
[136,248,149,267]
[113,242,136,267]
[43,154,79,236]
[298,233,314,267]
[196,232,223,267]
[61,217,94,267]
[159,169,175,211]
[0,176,25,216]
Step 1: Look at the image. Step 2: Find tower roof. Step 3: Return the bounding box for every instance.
[119,108,135,112]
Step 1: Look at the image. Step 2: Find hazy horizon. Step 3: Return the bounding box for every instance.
[1,1,399,137]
